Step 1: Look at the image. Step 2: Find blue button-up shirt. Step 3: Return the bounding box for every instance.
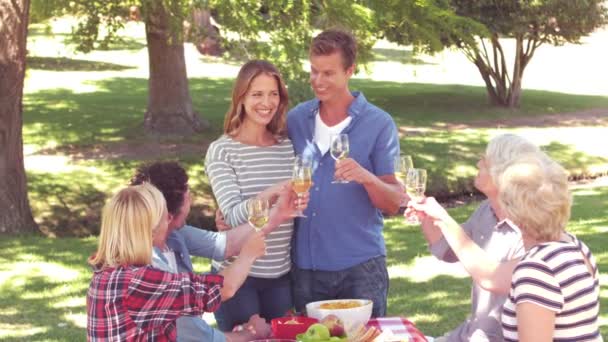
[287,92,400,271]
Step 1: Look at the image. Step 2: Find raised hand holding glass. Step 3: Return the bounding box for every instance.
[247,198,270,231]
[330,133,350,184]
[292,156,312,217]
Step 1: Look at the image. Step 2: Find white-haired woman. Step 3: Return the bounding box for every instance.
[410,148,600,341]
[409,134,541,341]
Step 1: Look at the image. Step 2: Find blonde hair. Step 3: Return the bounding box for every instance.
[223,60,289,138]
[89,183,167,269]
[485,134,541,185]
[498,153,571,243]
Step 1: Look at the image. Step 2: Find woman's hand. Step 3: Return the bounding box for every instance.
[406,196,451,225]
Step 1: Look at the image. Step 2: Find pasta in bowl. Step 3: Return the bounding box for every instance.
[305,299,372,333]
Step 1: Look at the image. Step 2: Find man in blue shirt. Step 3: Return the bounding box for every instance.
[131,161,298,341]
[287,29,402,317]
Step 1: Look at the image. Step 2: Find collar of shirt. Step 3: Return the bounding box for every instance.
[494,218,522,235]
[305,91,367,119]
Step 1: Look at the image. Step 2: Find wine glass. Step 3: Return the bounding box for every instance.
[394,155,413,184]
[247,198,270,231]
[292,156,312,217]
[405,168,427,224]
[395,155,414,210]
[330,133,350,184]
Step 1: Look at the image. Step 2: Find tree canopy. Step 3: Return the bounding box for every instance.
[374,0,608,107]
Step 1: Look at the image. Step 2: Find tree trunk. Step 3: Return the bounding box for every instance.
[143,2,208,135]
[0,0,39,234]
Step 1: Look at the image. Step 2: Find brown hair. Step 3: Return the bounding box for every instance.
[310,29,357,69]
[130,161,188,217]
[223,60,288,138]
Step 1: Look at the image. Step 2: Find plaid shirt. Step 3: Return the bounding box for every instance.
[87,265,223,341]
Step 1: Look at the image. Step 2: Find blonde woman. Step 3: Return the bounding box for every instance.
[87,183,224,341]
[498,154,600,341]
[205,60,298,331]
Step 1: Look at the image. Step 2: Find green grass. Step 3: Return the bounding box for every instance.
[1,187,606,340]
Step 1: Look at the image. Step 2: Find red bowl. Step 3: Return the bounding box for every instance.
[271,316,319,339]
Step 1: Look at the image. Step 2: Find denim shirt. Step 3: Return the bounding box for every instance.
[287,92,400,271]
[165,225,226,273]
[152,225,227,342]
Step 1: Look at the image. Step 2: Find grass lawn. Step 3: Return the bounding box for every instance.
[1,187,607,340]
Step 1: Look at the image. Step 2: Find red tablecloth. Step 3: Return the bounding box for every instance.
[366,317,428,342]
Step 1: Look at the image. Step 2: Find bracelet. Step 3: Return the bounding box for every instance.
[232,324,244,332]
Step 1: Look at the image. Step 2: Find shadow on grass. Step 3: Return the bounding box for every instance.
[0,236,96,341]
[27,56,134,71]
[27,158,220,237]
[23,77,233,149]
[372,48,435,65]
[388,275,470,337]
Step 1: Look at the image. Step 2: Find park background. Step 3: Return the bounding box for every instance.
[1,1,607,340]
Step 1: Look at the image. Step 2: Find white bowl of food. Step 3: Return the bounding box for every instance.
[305,299,373,333]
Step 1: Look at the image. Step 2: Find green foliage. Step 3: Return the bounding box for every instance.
[372,0,608,107]
[30,0,65,23]
[451,0,608,45]
[368,0,486,54]
[211,0,377,104]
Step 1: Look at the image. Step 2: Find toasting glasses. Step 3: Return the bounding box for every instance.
[330,133,350,184]
[247,198,270,231]
[405,168,427,224]
[292,156,312,217]
[395,155,414,209]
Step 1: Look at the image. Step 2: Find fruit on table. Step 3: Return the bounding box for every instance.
[320,314,346,337]
[296,323,348,342]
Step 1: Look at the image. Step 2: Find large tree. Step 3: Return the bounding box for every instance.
[68,0,208,135]
[0,0,39,234]
[373,0,608,108]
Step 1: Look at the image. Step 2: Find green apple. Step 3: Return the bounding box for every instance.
[305,323,331,341]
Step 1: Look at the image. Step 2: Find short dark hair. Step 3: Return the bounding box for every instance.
[130,161,188,216]
[310,29,357,69]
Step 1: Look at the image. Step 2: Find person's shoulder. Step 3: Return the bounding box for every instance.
[356,92,392,120]
[206,135,237,160]
[288,99,317,118]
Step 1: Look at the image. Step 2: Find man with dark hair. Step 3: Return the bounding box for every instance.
[131,161,300,342]
[286,29,402,317]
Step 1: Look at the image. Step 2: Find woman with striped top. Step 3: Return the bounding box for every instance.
[205,60,299,331]
[497,154,601,341]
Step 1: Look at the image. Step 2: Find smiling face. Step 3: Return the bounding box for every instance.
[310,51,354,103]
[241,73,280,129]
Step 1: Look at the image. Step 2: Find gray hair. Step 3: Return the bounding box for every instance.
[485,134,541,184]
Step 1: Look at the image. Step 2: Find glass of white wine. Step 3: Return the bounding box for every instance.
[247,198,269,231]
[330,133,350,184]
[394,155,413,183]
[292,156,312,217]
[395,155,414,210]
[405,168,427,224]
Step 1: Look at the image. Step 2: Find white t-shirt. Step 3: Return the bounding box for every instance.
[313,110,352,155]
[162,249,178,273]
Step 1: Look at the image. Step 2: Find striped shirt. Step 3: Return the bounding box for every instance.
[501,233,601,341]
[205,135,295,278]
